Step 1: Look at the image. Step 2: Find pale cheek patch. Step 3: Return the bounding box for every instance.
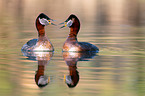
[39,18,49,25]
[38,76,48,85]
[67,20,73,27]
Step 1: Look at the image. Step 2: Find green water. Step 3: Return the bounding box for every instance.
[0,0,145,96]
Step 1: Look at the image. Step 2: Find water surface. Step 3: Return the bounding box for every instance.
[0,0,145,96]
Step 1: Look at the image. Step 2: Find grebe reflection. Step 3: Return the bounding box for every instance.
[22,51,53,88]
[63,52,96,88]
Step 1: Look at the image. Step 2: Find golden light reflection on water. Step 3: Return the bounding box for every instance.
[0,0,145,96]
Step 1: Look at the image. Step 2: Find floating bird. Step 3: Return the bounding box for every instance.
[60,14,99,52]
[21,13,56,52]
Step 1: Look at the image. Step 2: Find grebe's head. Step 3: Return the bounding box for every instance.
[37,13,56,26]
[59,14,80,29]
[64,73,79,88]
[35,74,50,88]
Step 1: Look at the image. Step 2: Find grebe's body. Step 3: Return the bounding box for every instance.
[63,37,98,52]
[21,13,55,52]
[60,14,99,52]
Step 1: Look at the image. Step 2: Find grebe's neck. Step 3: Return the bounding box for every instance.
[37,60,48,74]
[35,60,46,84]
[68,18,80,38]
[36,18,45,37]
[68,27,79,38]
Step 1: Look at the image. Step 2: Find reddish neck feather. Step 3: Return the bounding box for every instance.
[68,19,80,38]
[36,19,45,37]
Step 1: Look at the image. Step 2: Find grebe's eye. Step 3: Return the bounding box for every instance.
[67,20,73,27]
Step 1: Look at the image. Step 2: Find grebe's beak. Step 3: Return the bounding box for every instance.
[59,22,67,29]
[64,74,66,82]
[48,19,57,26]
[59,19,73,29]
